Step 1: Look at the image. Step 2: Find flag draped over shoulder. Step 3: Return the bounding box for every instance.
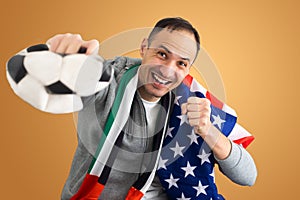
[156,74,254,200]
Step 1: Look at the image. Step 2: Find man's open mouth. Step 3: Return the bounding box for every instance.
[151,72,172,85]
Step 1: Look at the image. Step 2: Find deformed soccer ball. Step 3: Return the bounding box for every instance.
[6,44,111,114]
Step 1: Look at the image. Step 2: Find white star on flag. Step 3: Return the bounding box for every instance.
[187,129,199,145]
[177,114,189,126]
[165,173,179,189]
[175,96,182,105]
[181,161,197,177]
[197,149,211,165]
[177,193,191,200]
[166,126,175,138]
[212,114,226,129]
[158,156,168,170]
[193,180,209,196]
[170,142,185,158]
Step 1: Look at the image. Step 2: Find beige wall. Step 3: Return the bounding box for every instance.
[1,0,299,199]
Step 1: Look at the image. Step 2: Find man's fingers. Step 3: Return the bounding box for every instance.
[182,97,211,114]
[46,34,64,52]
[190,118,210,132]
[186,103,201,112]
[82,39,100,55]
[187,96,202,104]
[189,118,209,127]
[181,97,212,136]
[187,111,201,119]
[46,33,99,55]
[63,34,83,54]
[187,96,210,105]
[55,34,78,54]
[188,112,210,123]
[181,103,187,115]
[185,98,211,112]
[65,40,82,54]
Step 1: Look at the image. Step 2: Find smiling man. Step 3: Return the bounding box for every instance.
[6,17,257,199]
[138,28,198,102]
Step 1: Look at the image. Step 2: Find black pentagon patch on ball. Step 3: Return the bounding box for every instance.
[27,44,49,52]
[46,81,74,94]
[7,55,27,83]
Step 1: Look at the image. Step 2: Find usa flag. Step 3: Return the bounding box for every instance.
[156,75,254,200]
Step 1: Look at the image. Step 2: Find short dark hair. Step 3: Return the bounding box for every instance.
[148,17,200,54]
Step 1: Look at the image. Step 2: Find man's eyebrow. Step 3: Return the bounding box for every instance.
[159,45,171,54]
[158,45,190,62]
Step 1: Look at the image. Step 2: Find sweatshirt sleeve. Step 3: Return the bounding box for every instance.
[214,140,257,186]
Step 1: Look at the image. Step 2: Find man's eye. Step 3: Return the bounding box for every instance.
[158,51,167,58]
[179,61,187,67]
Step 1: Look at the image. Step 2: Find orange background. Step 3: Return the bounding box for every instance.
[1,0,299,199]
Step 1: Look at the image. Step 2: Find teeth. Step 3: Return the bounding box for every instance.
[153,73,169,85]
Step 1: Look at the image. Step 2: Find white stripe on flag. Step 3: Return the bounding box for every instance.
[222,104,237,117]
[228,123,252,141]
[190,79,207,94]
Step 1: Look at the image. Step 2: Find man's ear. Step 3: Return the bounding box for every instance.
[140,38,148,57]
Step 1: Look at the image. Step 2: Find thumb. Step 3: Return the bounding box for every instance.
[181,103,187,115]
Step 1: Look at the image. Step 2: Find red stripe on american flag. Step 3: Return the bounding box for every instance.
[125,187,144,200]
[183,74,193,88]
[206,91,224,109]
[70,174,104,200]
[233,136,255,149]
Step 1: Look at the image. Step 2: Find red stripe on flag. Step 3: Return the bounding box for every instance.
[183,74,193,88]
[206,91,224,109]
[70,174,104,200]
[125,187,144,200]
[233,136,255,149]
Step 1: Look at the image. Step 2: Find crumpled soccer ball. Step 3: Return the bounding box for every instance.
[6,44,112,114]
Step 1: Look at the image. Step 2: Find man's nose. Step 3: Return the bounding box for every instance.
[160,60,177,77]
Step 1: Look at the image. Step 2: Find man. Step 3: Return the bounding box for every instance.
[9,17,257,199]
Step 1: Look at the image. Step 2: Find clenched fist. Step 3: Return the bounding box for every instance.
[46,33,99,55]
[181,97,212,137]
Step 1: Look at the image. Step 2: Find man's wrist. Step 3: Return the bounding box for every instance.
[203,125,232,160]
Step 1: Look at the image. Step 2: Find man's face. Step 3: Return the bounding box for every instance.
[138,29,198,102]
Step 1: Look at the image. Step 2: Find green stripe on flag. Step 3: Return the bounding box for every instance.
[88,65,140,173]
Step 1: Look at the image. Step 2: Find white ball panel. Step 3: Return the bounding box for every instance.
[17,75,49,111]
[60,55,104,96]
[60,54,88,91]
[73,55,103,96]
[24,51,62,85]
[6,70,20,96]
[45,94,83,114]
[94,82,110,94]
[93,66,113,94]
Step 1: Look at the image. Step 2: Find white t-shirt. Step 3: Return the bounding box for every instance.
[141,97,161,137]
